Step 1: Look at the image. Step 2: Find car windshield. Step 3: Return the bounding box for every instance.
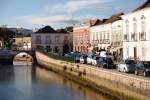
[124,60,135,64]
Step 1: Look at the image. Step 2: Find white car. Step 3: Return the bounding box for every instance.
[87,55,94,65]
[91,56,100,66]
[117,59,136,73]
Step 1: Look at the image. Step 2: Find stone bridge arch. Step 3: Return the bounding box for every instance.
[12,50,37,65]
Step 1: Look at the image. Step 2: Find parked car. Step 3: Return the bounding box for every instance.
[79,54,88,64]
[74,53,81,63]
[64,52,81,63]
[117,59,136,73]
[91,56,100,66]
[135,61,150,77]
[87,54,95,65]
[100,51,114,60]
[97,57,115,69]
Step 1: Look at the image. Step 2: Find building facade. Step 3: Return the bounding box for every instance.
[90,13,123,53]
[122,1,150,61]
[90,23,111,52]
[31,26,72,55]
[13,36,31,50]
[73,19,101,53]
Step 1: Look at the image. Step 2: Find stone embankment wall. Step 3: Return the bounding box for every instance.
[36,51,150,100]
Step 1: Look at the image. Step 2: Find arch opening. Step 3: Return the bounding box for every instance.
[13,52,33,65]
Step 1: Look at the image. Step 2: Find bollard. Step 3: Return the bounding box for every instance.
[63,65,67,71]
[78,71,82,76]
[83,69,86,75]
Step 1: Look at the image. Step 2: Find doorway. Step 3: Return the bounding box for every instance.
[134,47,137,59]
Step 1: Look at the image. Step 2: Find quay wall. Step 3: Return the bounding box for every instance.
[36,51,150,100]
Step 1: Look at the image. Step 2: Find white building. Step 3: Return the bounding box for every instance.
[90,13,123,53]
[122,1,150,61]
[31,26,72,55]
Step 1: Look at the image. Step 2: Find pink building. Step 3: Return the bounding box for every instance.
[73,19,101,53]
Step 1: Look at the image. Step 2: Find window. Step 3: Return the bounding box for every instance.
[103,32,106,40]
[141,15,146,33]
[126,20,129,35]
[36,35,41,44]
[142,47,145,58]
[45,36,51,44]
[107,32,109,40]
[96,32,98,40]
[126,45,129,58]
[55,36,60,42]
[140,15,146,40]
[133,17,137,33]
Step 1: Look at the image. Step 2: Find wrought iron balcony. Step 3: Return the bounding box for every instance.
[131,33,137,41]
[140,32,146,41]
[124,34,129,42]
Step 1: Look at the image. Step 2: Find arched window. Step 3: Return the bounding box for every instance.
[133,17,137,33]
[141,15,146,33]
[125,20,129,34]
[140,15,146,40]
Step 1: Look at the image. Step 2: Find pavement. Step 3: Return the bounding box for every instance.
[78,63,150,81]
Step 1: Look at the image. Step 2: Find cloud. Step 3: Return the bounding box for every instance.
[12,0,118,27]
[14,15,80,26]
[31,15,79,25]
[44,0,115,14]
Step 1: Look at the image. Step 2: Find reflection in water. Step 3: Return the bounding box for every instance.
[0,62,107,100]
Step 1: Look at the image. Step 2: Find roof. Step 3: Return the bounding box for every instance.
[65,26,73,32]
[103,13,124,24]
[90,19,102,26]
[35,26,57,33]
[133,0,150,12]
[56,29,68,33]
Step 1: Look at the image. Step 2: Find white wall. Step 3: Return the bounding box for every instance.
[122,8,150,61]
[90,23,112,49]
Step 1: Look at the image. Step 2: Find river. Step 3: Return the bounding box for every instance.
[0,61,107,100]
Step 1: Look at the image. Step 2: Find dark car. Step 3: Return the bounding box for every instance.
[135,61,150,77]
[64,52,81,63]
[97,57,115,69]
[79,54,88,64]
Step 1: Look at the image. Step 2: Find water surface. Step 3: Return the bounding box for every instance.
[0,61,107,100]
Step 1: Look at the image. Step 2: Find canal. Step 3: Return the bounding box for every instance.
[0,61,107,100]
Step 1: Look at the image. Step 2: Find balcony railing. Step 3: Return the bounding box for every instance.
[124,34,129,42]
[131,33,137,41]
[140,32,146,41]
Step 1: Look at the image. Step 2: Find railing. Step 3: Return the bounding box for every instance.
[140,32,146,41]
[131,33,137,41]
[124,34,129,42]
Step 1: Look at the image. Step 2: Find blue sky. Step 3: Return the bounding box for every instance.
[0,0,147,30]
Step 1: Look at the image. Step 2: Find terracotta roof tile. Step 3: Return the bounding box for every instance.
[103,13,124,24]
[133,0,150,12]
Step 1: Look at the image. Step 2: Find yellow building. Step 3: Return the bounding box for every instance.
[13,36,31,50]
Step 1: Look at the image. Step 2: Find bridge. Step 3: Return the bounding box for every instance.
[0,50,37,65]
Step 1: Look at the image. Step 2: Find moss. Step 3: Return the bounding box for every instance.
[37,60,138,100]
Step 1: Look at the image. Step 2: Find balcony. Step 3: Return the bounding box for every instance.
[124,34,129,42]
[131,33,137,41]
[140,32,146,41]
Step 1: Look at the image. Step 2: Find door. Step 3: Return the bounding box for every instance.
[134,47,137,59]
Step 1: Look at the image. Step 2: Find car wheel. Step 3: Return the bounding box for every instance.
[135,70,138,75]
[123,68,126,73]
[144,71,147,77]
[117,67,120,72]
